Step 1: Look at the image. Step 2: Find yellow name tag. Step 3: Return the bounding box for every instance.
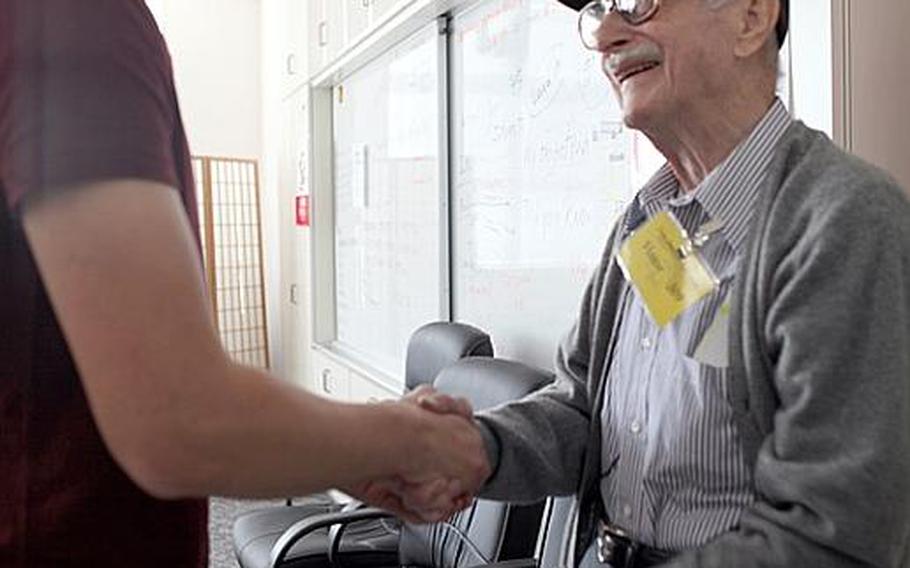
[617,211,717,327]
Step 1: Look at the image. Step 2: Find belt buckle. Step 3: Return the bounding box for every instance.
[596,521,635,568]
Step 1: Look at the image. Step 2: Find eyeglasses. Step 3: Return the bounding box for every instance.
[578,0,661,50]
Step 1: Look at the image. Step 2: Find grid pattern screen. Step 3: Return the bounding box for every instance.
[193,157,270,369]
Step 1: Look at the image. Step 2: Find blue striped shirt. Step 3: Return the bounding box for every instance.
[598,99,792,551]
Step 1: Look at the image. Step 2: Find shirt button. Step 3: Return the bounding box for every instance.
[630,420,642,434]
[641,337,653,350]
[622,504,633,518]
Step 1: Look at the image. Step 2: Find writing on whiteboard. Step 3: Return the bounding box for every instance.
[451,0,658,371]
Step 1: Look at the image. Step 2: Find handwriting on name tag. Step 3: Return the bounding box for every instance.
[618,211,717,327]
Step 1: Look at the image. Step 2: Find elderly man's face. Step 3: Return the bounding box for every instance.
[594,0,738,130]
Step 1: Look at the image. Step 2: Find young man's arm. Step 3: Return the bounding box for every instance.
[22,178,489,502]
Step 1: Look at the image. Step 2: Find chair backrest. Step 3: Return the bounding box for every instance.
[405,322,494,391]
[232,321,495,568]
[398,357,554,567]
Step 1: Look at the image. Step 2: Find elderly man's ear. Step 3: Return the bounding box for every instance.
[733,0,781,59]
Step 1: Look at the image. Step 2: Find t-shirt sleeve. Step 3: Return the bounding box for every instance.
[0,0,182,210]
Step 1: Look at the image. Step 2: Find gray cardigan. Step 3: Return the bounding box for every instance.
[476,122,910,567]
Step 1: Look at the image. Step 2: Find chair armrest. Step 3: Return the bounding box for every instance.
[269,506,393,567]
[465,558,537,568]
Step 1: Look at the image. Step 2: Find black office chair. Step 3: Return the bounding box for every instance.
[424,495,574,568]
[265,357,555,568]
[463,495,576,568]
[233,322,495,568]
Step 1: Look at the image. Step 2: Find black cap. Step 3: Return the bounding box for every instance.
[557,0,789,48]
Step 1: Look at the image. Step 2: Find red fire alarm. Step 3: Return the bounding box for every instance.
[295,194,310,227]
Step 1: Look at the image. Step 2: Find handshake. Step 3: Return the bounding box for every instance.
[346,385,492,524]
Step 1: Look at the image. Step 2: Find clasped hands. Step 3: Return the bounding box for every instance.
[351,385,490,524]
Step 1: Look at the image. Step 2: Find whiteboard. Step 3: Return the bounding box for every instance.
[333,23,444,379]
[327,0,818,377]
[448,0,810,371]
[450,0,659,370]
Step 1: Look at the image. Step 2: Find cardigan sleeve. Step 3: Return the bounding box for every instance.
[474,222,625,503]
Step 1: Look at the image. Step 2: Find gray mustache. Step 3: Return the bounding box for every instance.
[605,42,663,76]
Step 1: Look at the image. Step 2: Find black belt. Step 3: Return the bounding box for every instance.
[595,521,674,568]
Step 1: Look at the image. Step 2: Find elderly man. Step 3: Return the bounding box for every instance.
[402,0,910,566]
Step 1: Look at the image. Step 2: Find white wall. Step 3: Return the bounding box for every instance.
[789,0,833,137]
[146,0,283,372]
[258,0,291,379]
[258,0,284,377]
[146,0,263,159]
[844,0,910,192]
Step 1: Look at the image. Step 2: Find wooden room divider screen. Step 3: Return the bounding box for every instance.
[192,156,270,370]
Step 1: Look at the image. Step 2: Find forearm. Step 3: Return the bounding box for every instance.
[135,361,409,499]
[476,390,590,502]
[474,263,608,502]
[475,329,593,502]
[660,518,876,568]
[22,181,488,502]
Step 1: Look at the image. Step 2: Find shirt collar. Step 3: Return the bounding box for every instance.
[635,98,792,253]
[638,163,678,211]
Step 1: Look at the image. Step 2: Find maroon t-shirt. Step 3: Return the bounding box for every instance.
[0,1,208,565]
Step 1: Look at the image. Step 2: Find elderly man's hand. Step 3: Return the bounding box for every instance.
[346,388,486,523]
[396,386,485,517]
